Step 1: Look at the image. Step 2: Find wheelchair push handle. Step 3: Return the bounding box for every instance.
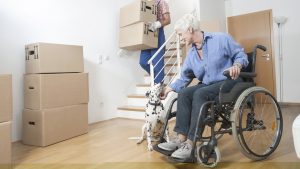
[251,44,267,74]
[255,45,267,52]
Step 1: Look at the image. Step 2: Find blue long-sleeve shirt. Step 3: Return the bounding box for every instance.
[170,32,248,92]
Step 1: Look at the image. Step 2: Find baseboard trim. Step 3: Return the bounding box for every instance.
[279,102,300,107]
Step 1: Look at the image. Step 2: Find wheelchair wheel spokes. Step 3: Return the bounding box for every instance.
[232,87,283,160]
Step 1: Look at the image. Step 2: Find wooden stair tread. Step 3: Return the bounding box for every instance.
[168,48,177,51]
[164,55,182,59]
[165,63,181,67]
[169,41,185,45]
[136,84,151,87]
[127,94,146,98]
[117,105,145,112]
[144,72,176,77]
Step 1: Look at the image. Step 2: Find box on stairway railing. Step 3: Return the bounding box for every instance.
[119,22,158,50]
[120,0,157,28]
[0,75,12,123]
[22,104,88,147]
[24,73,89,110]
[25,42,84,74]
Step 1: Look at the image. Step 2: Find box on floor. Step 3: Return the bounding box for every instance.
[0,75,12,123]
[0,121,12,168]
[22,104,88,147]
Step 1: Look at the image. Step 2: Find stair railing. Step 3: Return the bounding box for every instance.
[147,31,182,87]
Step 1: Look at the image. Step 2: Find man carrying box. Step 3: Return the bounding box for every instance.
[139,0,171,84]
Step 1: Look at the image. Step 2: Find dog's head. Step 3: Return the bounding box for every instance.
[145,83,163,103]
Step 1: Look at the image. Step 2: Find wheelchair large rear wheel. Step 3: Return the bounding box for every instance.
[231,87,283,160]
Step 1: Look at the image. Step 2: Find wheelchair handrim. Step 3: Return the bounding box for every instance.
[231,87,283,160]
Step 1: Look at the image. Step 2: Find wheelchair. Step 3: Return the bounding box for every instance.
[153,45,283,167]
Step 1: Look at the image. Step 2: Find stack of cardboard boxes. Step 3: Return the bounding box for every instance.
[22,43,89,147]
[0,75,12,169]
[119,0,158,50]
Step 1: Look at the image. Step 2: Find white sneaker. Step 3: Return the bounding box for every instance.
[171,142,192,159]
[157,138,183,151]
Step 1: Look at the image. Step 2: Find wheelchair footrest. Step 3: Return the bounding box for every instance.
[168,156,196,163]
[153,144,175,156]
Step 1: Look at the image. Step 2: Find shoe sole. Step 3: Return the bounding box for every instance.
[157,144,179,152]
[153,144,176,156]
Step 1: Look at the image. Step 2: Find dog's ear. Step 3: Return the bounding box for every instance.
[145,90,150,98]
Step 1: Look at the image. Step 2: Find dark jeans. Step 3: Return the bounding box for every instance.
[174,80,226,141]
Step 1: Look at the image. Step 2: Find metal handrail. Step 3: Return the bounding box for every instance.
[147,31,182,86]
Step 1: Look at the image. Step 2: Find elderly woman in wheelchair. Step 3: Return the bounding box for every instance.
[154,14,283,167]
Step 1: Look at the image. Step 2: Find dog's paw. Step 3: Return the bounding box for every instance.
[147,145,153,151]
[137,139,143,144]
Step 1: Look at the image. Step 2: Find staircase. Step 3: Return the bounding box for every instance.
[117,32,184,119]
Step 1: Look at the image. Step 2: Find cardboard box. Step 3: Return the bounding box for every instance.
[0,121,12,167]
[22,104,88,147]
[119,22,158,50]
[25,42,84,74]
[24,73,89,110]
[120,0,157,27]
[0,75,12,123]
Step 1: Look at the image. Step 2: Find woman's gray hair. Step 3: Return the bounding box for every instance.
[174,13,201,32]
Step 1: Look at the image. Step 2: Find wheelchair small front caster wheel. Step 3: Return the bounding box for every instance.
[196,142,221,168]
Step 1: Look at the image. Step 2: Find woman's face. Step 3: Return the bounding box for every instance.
[176,28,193,45]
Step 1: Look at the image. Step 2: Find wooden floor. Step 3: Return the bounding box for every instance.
[12,106,300,169]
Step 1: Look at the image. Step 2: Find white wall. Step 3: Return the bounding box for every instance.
[0,0,146,141]
[167,0,227,35]
[225,0,300,103]
[199,0,226,32]
[166,0,200,36]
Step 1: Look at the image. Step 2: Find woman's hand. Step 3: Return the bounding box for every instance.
[160,86,173,100]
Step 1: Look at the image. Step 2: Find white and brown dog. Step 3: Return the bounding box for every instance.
[137,83,169,151]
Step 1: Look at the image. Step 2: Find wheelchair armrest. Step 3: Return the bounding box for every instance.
[240,72,257,78]
[223,70,257,79]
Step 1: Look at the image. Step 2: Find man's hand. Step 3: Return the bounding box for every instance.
[160,86,173,100]
[228,64,242,80]
[148,21,162,32]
